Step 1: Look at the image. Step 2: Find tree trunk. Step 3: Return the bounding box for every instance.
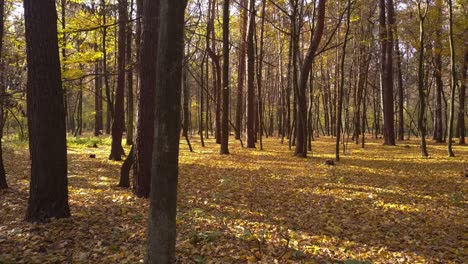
[109,0,128,161]
[256,0,266,151]
[182,64,190,138]
[94,49,103,136]
[380,0,396,145]
[134,0,159,198]
[220,0,230,154]
[295,0,326,158]
[246,0,256,148]
[447,0,456,157]
[416,0,428,157]
[336,0,351,161]
[235,0,247,140]
[0,0,7,189]
[119,145,133,188]
[146,0,186,262]
[126,0,134,145]
[102,0,112,135]
[458,49,467,145]
[432,0,443,143]
[24,0,70,222]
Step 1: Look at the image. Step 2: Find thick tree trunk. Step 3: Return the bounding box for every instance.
[246,0,256,148]
[220,0,230,154]
[146,0,186,262]
[134,0,159,198]
[380,0,396,145]
[24,0,70,222]
[109,0,128,161]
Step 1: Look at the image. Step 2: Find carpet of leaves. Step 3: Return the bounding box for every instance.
[0,136,466,263]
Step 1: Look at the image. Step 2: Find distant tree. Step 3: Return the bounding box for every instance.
[134,0,159,198]
[109,0,127,161]
[24,0,70,222]
[146,0,186,262]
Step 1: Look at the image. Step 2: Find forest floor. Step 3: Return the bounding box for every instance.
[0,135,467,264]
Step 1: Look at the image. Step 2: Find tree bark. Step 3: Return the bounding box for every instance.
[146,0,186,262]
[134,0,159,198]
[24,0,70,222]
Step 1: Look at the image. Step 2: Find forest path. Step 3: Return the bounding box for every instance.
[0,136,466,263]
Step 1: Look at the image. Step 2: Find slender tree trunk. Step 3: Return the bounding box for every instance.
[246,0,256,148]
[199,55,206,147]
[126,0,134,145]
[458,49,467,145]
[94,47,103,136]
[146,0,186,262]
[134,0,159,198]
[220,0,230,154]
[336,0,351,161]
[182,64,190,138]
[24,0,70,222]
[235,0,247,140]
[109,0,128,161]
[102,0,112,134]
[447,0,456,157]
[295,0,326,158]
[416,0,428,157]
[394,36,404,140]
[0,0,7,189]
[431,0,443,143]
[256,0,266,151]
